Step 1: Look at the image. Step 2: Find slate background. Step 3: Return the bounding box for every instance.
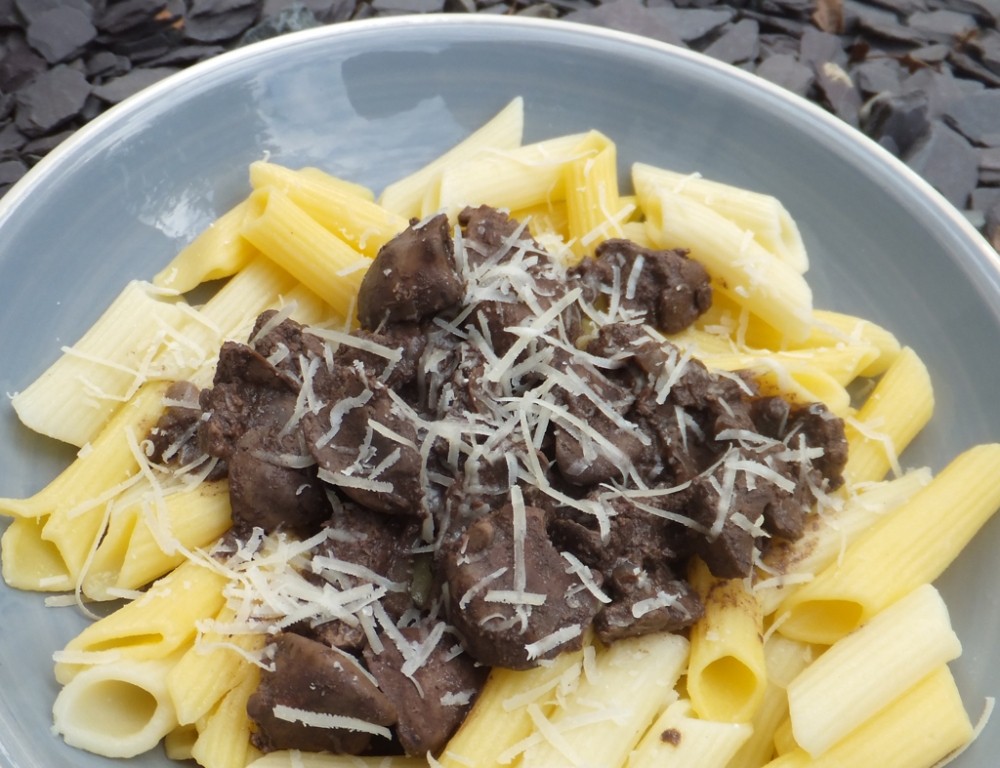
[1,0,998,250]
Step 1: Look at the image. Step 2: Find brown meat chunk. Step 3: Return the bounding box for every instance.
[438,503,601,670]
[247,632,397,755]
[301,365,424,517]
[357,213,464,330]
[363,625,486,756]
[578,239,712,333]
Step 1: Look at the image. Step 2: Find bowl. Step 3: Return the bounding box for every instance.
[0,14,998,768]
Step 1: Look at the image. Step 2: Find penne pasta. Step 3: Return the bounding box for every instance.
[629,164,808,274]
[786,583,961,756]
[154,199,259,293]
[627,699,752,768]
[686,558,767,723]
[240,186,370,319]
[776,443,1000,644]
[762,666,973,768]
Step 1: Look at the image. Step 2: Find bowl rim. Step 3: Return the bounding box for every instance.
[0,14,997,280]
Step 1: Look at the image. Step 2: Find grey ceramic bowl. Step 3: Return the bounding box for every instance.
[0,15,998,768]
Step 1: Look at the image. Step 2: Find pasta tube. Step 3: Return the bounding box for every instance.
[10,281,193,447]
[629,164,808,274]
[55,558,228,684]
[516,633,688,767]
[240,186,370,317]
[686,558,766,723]
[627,699,752,768]
[786,584,961,756]
[154,199,259,293]
[437,646,584,768]
[763,666,972,768]
[249,161,407,258]
[777,442,1000,644]
[842,346,932,485]
[636,172,813,342]
[52,654,180,759]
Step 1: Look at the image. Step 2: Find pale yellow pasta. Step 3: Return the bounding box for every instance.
[189,663,263,768]
[241,186,369,318]
[786,584,961,756]
[842,346,933,485]
[249,161,407,258]
[52,654,180,759]
[627,699,752,768]
[755,467,933,615]
[797,309,901,377]
[516,633,689,768]
[83,479,232,600]
[564,132,631,259]
[10,281,194,447]
[55,558,228,684]
[1,381,171,583]
[378,96,525,218]
[629,164,808,274]
[763,666,972,768]
[248,752,426,767]
[634,164,814,342]
[164,724,199,761]
[432,131,593,216]
[686,558,766,723]
[726,635,816,768]
[437,646,584,768]
[154,200,259,293]
[0,515,70,590]
[777,442,1000,645]
[168,604,267,726]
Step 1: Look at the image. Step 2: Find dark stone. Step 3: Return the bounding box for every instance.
[901,68,982,118]
[799,26,847,69]
[985,201,1000,252]
[14,65,90,137]
[756,52,815,96]
[86,49,131,78]
[371,0,447,13]
[816,59,863,126]
[854,58,903,95]
[845,0,925,44]
[0,121,27,158]
[906,9,979,43]
[978,146,1000,184]
[861,90,930,156]
[185,0,262,43]
[25,7,98,64]
[968,29,1000,77]
[971,187,1000,217]
[652,7,734,42]
[15,0,95,25]
[91,66,177,104]
[949,52,1000,89]
[904,121,980,207]
[565,0,687,47]
[943,91,1000,147]
[0,157,26,185]
[145,44,225,66]
[22,128,74,158]
[96,0,168,35]
[0,34,49,92]
[703,18,759,64]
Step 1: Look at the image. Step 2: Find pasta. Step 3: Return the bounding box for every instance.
[0,96,997,768]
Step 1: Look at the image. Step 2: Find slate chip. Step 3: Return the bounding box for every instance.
[14,64,90,137]
[861,90,930,155]
[703,18,760,64]
[26,7,98,64]
[91,66,178,104]
[944,91,1000,147]
[565,0,687,47]
[756,52,815,95]
[904,121,980,207]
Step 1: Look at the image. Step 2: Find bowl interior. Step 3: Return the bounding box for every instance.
[0,16,998,767]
